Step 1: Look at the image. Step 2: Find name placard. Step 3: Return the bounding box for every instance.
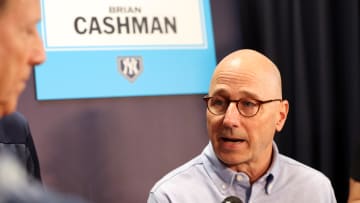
[35,0,216,100]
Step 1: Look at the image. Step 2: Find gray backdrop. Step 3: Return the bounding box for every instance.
[18,1,242,202]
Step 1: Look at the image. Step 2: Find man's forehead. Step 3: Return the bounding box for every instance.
[210,86,261,99]
[210,69,281,98]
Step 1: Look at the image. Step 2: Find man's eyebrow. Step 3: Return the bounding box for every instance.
[211,89,261,100]
[210,88,229,96]
[239,90,260,99]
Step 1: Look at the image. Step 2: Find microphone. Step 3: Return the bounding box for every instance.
[222,196,243,203]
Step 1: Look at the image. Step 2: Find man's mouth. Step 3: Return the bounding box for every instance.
[221,137,246,143]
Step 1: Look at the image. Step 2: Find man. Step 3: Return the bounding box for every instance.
[0,1,88,202]
[148,49,337,203]
[0,0,45,180]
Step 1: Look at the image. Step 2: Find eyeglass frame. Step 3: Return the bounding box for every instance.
[203,95,283,117]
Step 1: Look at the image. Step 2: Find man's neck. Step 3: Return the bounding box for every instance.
[229,146,273,184]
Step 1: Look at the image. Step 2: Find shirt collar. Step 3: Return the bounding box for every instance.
[202,141,280,195]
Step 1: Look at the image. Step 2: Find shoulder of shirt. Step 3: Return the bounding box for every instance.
[277,153,332,183]
[272,154,336,201]
[150,154,204,193]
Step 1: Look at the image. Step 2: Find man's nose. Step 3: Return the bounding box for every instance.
[30,32,46,66]
[223,102,241,127]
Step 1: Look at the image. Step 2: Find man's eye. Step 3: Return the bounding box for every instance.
[23,25,37,36]
[240,100,257,108]
[211,99,226,106]
[26,28,35,35]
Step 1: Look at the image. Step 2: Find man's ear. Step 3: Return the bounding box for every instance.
[275,100,289,132]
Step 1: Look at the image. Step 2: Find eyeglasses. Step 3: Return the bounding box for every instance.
[203,95,282,117]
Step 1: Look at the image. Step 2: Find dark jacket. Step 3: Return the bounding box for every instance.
[0,112,41,181]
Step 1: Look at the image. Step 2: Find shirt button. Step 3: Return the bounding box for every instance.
[268,183,273,192]
[236,175,243,182]
[222,184,227,189]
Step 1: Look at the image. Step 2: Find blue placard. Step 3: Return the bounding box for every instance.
[35,0,216,100]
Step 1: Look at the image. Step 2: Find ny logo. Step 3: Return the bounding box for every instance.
[117,56,143,83]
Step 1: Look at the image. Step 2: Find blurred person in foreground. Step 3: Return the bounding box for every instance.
[0,0,45,180]
[148,49,337,203]
[0,0,88,202]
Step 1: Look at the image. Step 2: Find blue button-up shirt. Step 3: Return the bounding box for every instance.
[148,142,337,203]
